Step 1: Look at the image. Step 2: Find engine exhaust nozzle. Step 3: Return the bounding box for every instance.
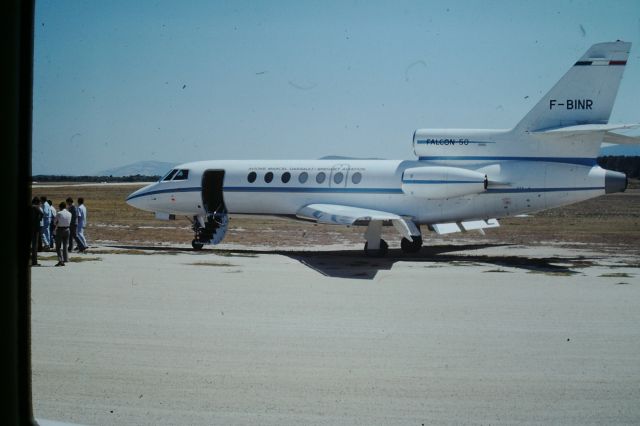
[604,170,627,194]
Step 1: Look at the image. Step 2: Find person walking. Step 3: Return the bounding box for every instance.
[76,197,88,252]
[40,196,51,250]
[48,200,56,250]
[54,201,72,266]
[66,197,79,252]
[30,197,43,266]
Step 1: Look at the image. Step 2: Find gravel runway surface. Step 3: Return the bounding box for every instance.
[32,243,640,425]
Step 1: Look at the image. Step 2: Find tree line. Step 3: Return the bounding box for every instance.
[597,156,640,179]
[32,174,160,183]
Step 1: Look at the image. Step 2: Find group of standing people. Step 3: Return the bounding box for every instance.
[30,196,88,267]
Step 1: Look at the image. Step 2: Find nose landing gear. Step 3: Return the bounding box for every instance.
[190,211,229,250]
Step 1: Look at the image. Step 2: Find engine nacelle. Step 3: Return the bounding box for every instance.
[402,166,486,199]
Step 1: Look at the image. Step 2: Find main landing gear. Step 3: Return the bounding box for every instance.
[364,239,389,257]
[400,236,423,253]
[363,221,423,256]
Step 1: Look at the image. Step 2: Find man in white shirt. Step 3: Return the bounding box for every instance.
[54,201,72,266]
[40,196,51,249]
[76,197,88,252]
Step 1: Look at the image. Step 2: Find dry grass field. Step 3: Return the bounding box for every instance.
[32,181,640,255]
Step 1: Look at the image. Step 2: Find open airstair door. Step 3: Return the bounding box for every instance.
[202,170,226,215]
[197,170,229,247]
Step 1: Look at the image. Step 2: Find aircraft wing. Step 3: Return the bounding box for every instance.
[296,203,420,239]
[431,218,500,235]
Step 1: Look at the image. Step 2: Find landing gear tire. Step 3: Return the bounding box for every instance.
[401,236,423,254]
[364,239,388,257]
[191,239,204,251]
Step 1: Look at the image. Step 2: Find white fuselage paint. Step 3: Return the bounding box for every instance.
[125,42,635,250]
[126,158,606,225]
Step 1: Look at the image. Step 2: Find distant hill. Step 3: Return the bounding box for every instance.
[319,155,385,160]
[98,161,176,177]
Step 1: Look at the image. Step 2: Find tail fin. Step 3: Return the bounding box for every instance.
[414,41,636,164]
[514,41,631,133]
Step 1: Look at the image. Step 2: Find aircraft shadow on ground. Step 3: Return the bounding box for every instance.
[107,243,595,280]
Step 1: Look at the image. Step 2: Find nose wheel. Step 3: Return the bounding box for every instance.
[190,215,210,251]
[191,239,204,250]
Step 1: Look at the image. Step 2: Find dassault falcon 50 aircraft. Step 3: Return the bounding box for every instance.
[127,41,639,255]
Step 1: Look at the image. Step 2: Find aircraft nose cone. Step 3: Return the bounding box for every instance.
[126,185,152,210]
[125,190,142,208]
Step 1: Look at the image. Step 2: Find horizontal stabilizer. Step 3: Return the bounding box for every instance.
[531,123,640,145]
[603,132,640,145]
[533,123,639,135]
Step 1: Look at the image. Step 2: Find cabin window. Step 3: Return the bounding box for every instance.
[281,172,291,183]
[351,172,362,184]
[333,172,344,184]
[316,172,326,184]
[247,171,257,183]
[298,172,308,183]
[161,169,178,181]
[173,169,189,180]
[265,171,274,183]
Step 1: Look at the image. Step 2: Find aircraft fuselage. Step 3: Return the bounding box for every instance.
[126,158,614,225]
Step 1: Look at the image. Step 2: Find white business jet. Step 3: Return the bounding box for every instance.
[127,41,638,255]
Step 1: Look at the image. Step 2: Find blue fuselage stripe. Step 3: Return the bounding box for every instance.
[418,156,597,166]
[486,186,603,194]
[402,180,483,184]
[127,186,404,200]
[127,184,603,201]
[126,186,200,201]
[224,186,403,194]
[416,140,496,145]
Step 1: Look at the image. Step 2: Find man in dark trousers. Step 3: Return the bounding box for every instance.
[54,201,72,266]
[39,196,51,250]
[30,197,43,266]
[66,197,78,252]
[47,199,56,250]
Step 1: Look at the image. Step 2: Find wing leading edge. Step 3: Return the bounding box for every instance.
[296,204,420,240]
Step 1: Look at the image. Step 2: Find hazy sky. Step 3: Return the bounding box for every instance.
[33,0,640,175]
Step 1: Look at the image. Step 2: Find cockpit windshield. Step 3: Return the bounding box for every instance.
[173,169,189,180]
[161,169,178,181]
[160,168,189,182]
